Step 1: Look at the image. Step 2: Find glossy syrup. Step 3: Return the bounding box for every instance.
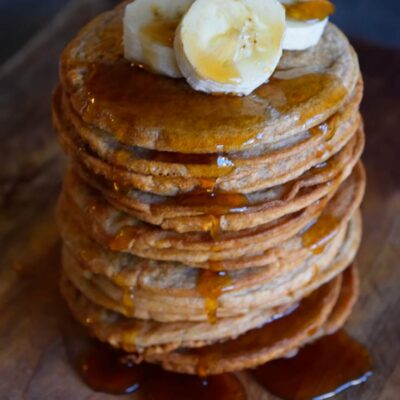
[150,150,235,168]
[110,227,137,251]
[123,290,135,316]
[284,0,335,22]
[65,276,373,400]
[112,274,136,315]
[251,330,373,400]
[149,150,236,178]
[302,214,339,254]
[78,340,246,399]
[194,279,334,377]
[150,182,249,237]
[81,60,347,153]
[80,343,143,394]
[197,270,232,323]
[140,19,178,48]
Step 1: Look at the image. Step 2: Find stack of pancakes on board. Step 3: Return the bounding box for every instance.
[53,2,365,375]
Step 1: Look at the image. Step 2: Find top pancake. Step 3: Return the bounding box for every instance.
[60,4,360,154]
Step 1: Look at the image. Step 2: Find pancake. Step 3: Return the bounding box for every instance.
[54,81,362,180]
[61,273,295,355]
[144,265,358,375]
[61,266,359,373]
[53,83,363,196]
[61,212,360,322]
[60,2,359,153]
[316,264,359,337]
[56,163,365,264]
[68,128,364,233]
[58,206,354,293]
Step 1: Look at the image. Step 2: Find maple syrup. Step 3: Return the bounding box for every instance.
[60,264,372,400]
[251,330,373,400]
[198,178,217,193]
[122,290,135,316]
[81,60,346,153]
[197,270,232,323]
[208,214,223,240]
[80,343,143,394]
[187,39,241,84]
[284,0,335,22]
[78,340,246,399]
[302,214,339,254]
[150,150,235,167]
[143,150,236,177]
[110,226,138,251]
[309,119,337,150]
[257,73,346,126]
[209,260,225,271]
[140,20,178,48]
[195,278,335,376]
[112,274,136,314]
[169,191,249,214]
[141,365,246,400]
[150,184,249,237]
[113,181,120,192]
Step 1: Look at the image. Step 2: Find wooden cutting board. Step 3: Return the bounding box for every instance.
[0,1,399,399]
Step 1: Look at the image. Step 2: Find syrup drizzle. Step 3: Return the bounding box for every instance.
[122,290,135,315]
[81,61,347,153]
[197,270,232,323]
[150,150,236,176]
[140,19,178,48]
[166,191,249,214]
[150,179,249,236]
[112,274,135,317]
[302,214,339,254]
[255,73,346,127]
[251,330,373,400]
[194,279,333,377]
[284,0,335,22]
[112,274,136,316]
[110,226,137,251]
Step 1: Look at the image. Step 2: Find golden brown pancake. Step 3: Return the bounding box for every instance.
[59,3,359,153]
[53,83,363,197]
[144,265,358,375]
[55,81,362,178]
[59,267,358,374]
[65,128,364,233]
[56,163,365,265]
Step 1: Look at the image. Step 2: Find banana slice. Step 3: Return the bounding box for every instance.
[123,0,194,78]
[281,0,335,51]
[174,0,286,96]
[283,18,328,50]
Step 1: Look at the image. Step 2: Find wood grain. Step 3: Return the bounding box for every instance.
[0,1,399,399]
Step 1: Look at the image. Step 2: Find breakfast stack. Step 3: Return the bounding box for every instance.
[53,0,365,375]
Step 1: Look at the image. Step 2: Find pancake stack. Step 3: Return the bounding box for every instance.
[53,3,366,375]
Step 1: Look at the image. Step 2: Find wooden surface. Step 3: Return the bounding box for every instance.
[0,1,399,399]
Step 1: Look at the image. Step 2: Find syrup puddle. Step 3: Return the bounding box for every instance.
[67,338,246,399]
[251,330,373,400]
[62,310,372,400]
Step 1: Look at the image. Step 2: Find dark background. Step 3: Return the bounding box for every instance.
[0,0,400,64]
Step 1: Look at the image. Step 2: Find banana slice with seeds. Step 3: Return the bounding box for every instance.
[174,0,286,96]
